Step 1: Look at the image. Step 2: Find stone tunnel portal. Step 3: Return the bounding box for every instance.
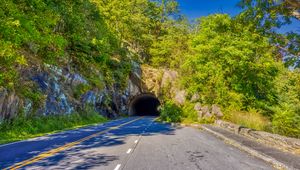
[129,93,160,116]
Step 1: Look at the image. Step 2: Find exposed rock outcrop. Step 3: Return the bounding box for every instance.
[0,62,145,120]
[0,63,188,121]
[211,104,223,118]
[193,103,223,119]
[140,65,186,104]
[0,89,20,121]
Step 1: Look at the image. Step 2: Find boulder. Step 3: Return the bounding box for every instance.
[194,103,203,118]
[202,106,212,118]
[194,103,202,111]
[191,93,200,102]
[161,70,178,88]
[211,104,223,118]
[174,90,186,105]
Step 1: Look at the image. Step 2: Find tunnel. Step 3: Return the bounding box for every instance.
[129,93,160,116]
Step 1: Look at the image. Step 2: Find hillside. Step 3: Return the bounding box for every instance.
[0,0,299,143]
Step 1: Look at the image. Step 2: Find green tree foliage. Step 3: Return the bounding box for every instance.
[271,69,300,137]
[1,0,300,138]
[238,0,300,67]
[150,19,190,68]
[93,0,155,57]
[93,0,180,61]
[181,14,280,110]
[0,0,130,90]
[238,0,299,29]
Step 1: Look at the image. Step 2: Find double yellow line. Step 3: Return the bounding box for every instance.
[4,117,144,170]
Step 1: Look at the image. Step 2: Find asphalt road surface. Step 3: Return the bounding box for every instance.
[0,117,274,170]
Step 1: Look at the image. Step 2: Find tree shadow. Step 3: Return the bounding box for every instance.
[0,117,179,169]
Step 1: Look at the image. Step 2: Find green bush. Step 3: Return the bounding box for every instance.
[160,101,182,123]
[272,105,300,138]
[181,102,198,123]
[271,69,300,138]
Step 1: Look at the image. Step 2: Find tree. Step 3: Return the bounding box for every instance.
[239,0,300,26]
[150,18,190,68]
[238,0,300,67]
[92,0,180,62]
[180,14,280,109]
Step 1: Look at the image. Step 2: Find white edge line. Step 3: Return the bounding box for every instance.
[114,164,121,170]
[134,140,138,144]
[201,125,289,170]
[126,148,132,154]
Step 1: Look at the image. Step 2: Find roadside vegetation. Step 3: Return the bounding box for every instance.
[0,110,107,144]
[159,100,182,123]
[155,1,300,138]
[0,0,299,139]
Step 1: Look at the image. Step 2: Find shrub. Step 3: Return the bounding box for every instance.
[271,69,300,138]
[160,100,182,123]
[224,109,270,131]
[181,102,198,123]
[272,105,300,138]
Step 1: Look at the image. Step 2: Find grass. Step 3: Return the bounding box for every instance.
[224,109,271,131]
[0,111,107,144]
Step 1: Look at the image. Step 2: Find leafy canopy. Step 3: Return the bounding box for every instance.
[180,14,280,110]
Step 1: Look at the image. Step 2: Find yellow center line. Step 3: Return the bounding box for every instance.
[4,117,145,170]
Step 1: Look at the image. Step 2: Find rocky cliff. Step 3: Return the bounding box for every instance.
[0,62,146,121]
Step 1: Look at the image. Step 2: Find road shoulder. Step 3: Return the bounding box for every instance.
[201,124,300,170]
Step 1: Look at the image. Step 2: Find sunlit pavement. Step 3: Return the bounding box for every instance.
[0,117,273,170]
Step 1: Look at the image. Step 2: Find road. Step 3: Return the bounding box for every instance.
[0,117,273,170]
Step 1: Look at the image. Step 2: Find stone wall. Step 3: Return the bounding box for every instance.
[215,120,300,155]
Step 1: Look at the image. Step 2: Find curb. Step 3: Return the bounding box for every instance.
[201,125,290,170]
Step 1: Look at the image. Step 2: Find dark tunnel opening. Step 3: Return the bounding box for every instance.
[129,94,160,116]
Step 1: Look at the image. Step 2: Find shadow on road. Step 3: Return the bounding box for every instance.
[0,117,179,169]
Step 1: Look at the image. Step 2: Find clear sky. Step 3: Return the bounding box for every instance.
[177,0,300,34]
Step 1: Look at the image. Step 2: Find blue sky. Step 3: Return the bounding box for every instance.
[177,0,300,34]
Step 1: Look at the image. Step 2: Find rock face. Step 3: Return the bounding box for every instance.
[0,62,145,121]
[0,89,20,121]
[193,103,223,119]
[201,106,212,118]
[211,104,223,118]
[174,90,186,105]
[194,103,203,118]
[0,63,188,121]
[141,65,186,104]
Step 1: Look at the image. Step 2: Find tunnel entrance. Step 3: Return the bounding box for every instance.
[129,93,160,116]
